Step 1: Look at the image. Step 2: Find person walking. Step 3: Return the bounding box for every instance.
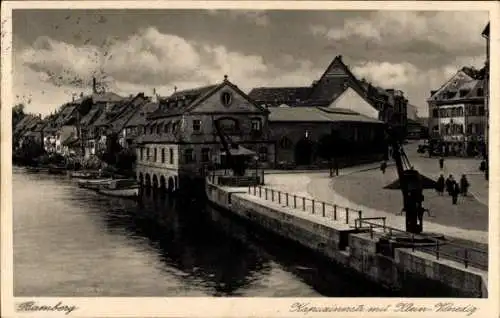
[445,174,454,196]
[451,181,460,205]
[439,157,444,170]
[380,161,387,174]
[460,174,470,196]
[436,174,445,195]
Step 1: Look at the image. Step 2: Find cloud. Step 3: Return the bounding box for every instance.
[15,26,321,114]
[310,11,488,69]
[352,61,418,87]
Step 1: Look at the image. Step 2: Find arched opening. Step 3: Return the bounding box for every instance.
[160,175,166,190]
[152,174,159,188]
[139,173,144,185]
[145,173,151,188]
[294,138,314,165]
[168,177,175,192]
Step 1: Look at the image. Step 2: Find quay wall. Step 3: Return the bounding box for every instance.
[205,181,488,298]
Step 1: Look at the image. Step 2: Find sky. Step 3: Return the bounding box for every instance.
[12,9,489,117]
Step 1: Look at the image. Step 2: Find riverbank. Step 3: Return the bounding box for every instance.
[205,178,488,297]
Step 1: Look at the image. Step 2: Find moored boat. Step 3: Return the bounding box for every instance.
[69,170,101,179]
[98,187,139,199]
[96,179,140,199]
[77,178,113,190]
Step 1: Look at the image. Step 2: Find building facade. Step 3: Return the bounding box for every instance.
[482,22,490,152]
[135,76,274,191]
[249,55,408,133]
[427,68,486,155]
[268,106,386,167]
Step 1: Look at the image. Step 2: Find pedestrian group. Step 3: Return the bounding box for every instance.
[435,156,470,205]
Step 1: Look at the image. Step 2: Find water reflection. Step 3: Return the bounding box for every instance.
[13,169,393,297]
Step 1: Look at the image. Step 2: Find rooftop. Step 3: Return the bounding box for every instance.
[268,106,383,124]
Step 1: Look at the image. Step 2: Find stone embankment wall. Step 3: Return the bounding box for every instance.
[206,181,488,298]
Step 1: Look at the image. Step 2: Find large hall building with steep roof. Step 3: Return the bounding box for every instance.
[248,55,407,166]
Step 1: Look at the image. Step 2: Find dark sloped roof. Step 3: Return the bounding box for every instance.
[55,104,77,126]
[149,85,218,118]
[126,102,161,127]
[149,80,268,119]
[72,91,124,104]
[91,97,133,128]
[268,107,382,124]
[79,105,104,127]
[248,87,311,104]
[107,96,149,134]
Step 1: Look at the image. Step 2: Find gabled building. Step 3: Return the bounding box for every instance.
[249,55,408,132]
[482,22,490,151]
[103,93,149,150]
[135,76,273,192]
[427,67,486,155]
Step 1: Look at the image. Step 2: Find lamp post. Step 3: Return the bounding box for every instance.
[254,155,259,184]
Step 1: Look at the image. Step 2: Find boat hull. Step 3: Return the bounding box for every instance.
[77,179,113,190]
[97,187,139,199]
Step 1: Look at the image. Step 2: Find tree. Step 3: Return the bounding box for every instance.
[12,104,26,128]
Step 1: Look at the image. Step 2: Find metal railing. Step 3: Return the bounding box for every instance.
[355,218,488,270]
[247,185,363,225]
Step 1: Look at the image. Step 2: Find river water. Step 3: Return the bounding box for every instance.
[13,168,394,297]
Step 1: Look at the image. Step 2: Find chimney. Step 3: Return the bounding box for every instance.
[151,88,158,103]
[224,74,228,82]
[92,77,97,94]
[174,86,177,93]
[80,92,84,98]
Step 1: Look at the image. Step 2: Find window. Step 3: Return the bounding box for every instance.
[164,122,170,133]
[459,90,468,98]
[201,148,210,162]
[156,125,161,135]
[193,119,201,132]
[154,148,157,162]
[477,88,484,96]
[146,148,150,160]
[218,117,239,133]
[169,148,174,164]
[161,148,165,163]
[458,107,464,116]
[140,148,144,160]
[221,92,232,106]
[432,109,439,118]
[184,148,194,163]
[149,126,154,134]
[251,118,262,131]
[143,126,147,135]
[258,147,268,162]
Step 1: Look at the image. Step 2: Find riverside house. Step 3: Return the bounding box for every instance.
[78,91,124,157]
[135,76,273,192]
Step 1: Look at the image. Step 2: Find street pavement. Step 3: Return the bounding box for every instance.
[263,144,489,245]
